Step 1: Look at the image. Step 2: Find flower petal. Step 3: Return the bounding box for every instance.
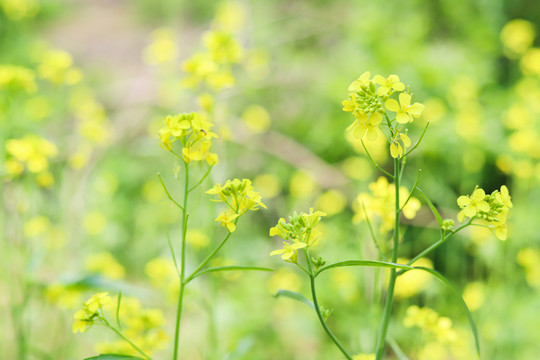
[399,92,411,107]
[385,99,400,112]
[396,112,410,124]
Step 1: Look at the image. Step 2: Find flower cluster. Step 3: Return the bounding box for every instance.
[98,297,169,357]
[403,305,457,344]
[352,176,421,233]
[181,30,243,91]
[72,292,111,333]
[457,185,512,240]
[269,209,326,262]
[5,134,57,187]
[343,72,424,158]
[0,64,37,93]
[37,49,83,86]
[207,178,266,232]
[158,112,218,165]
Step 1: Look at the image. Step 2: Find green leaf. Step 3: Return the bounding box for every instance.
[316,260,413,277]
[191,266,273,280]
[415,187,443,227]
[414,266,480,356]
[84,354,145,360]
[274,289,315,310]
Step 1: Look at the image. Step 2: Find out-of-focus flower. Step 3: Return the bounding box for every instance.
[143,27,178,65]
[352,176,421,233]
[73,292,111,333]
[85,252,125,280]
[500,19,536,58]
[0,65,37,93]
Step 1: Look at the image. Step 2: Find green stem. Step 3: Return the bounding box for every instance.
[361,140,394,179]
[396,219,473,276]
[185,218,239,284]
[304,249,353,360]
[102,317,151,359]
[173,162,190,360]
[375,157,400,360]
[188,165,213,193]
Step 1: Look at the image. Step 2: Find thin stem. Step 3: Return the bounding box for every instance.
[158,173,184,211]
[188,165,213,193]
[399,169,422,211]
[361,140,394,179]
[375,157,400,360]
[102,317,151,359]
[396,219,473,276]
[185,218,239,284]
[403,122,430,157]
[173,162,190,360]
[305,249,353,360]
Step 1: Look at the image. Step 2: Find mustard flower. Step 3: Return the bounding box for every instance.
[347,111,383,140]
[158,112,218,165]
[73,292,111,333]
[348,71,371,91]
[207,179,266,232]
[390,132,411,158]
[457,188,490,221]
[374,74,405,96]
[385,92,425,124]
[269,209,326,247]
[270,241,307,261]
[456,186,512,240]
[215,210,240,232]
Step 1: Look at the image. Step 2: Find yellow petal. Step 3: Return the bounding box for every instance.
[369,112,383,126]
[390,143,399,158]
[270,249,285,256]
[408,102,425,116]
[385,99,400,112]
[399,92,411,107]
[396,112,410,124]
[366,127,378,141]
[457,196,471,208]
[373,75,386,84]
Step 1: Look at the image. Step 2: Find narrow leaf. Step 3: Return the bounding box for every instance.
[415,187,443,227]
[190,266,273,280]
[115,291,122,331]
[274,289,315,310]
[84,355,145,360]
[316,260,413,277]
[414,266,480,356]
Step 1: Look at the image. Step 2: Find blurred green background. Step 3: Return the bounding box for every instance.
[1,0,540,359]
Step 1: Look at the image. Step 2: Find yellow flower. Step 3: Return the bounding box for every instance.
[270,241,307,261]
[347,111,382,140]
[457,188,489,222]
[500,19,536,57]
[142,27,178,65]
[215,210,240,232]
[0,65,37,93]
[385,92,425,124]
[496,185,513,208]
[203,30,244,63]
[269,209,326,247]
[85,252,126,280]
[73,292,111,333]
[374,74,405,96]
[390,132,411,158]
[348,71,371,91]
[353,354,375,360]
[207,178,266,214]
